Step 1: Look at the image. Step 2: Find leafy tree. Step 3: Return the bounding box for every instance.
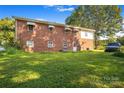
[0,31,14,47]
[0,17,15,47]
[0,17,15,31]
[66,5,122,48]
[117,36,124,45]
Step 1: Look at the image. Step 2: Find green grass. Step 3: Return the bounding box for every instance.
[0,49,124,88]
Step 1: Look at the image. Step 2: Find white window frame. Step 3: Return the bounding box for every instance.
[27,25,34,32]
[63,41,68,48]
[81,31,94,39]
[26,40,34,48]
[48,41,54,48]
[48,25,55,31]
[85,32,88,37]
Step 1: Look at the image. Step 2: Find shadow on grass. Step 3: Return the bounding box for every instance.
[0,51,124,88]
[112,52,124,58]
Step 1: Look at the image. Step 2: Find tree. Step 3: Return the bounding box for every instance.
[0,17,15,31]
[0,17,15,47]
[65,5,122,48]
[117,36,124,45]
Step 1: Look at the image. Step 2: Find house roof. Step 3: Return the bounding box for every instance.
[13,16,65,26]
[13,16,95,32]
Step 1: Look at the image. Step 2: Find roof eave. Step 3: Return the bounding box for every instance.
[12,16,65,27]
[13,16,96,32]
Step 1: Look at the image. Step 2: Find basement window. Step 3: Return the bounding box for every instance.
[48,40,54,48]
[85,32,88,37]
[63,41,68,48]
[26,40,34,48]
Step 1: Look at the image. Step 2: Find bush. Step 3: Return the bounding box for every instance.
[6,47,17,54]
[117,36,124,45]
[0,51,6,56]
[97,46,105,50]
[120,46,124,53]
[113,51,124,58]
[12,40,21,49]
[0,31,15,48]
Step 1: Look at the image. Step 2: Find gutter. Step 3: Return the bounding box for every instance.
[12,16,95,32]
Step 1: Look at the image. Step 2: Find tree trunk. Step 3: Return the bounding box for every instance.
[94,31,98,49]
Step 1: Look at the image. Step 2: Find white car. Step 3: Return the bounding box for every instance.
[0,46,5,51]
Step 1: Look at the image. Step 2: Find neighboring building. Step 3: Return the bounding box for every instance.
[14,16,95,52]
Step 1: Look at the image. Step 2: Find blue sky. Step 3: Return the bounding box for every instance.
[0,5,124,24]
[0,5,77,23]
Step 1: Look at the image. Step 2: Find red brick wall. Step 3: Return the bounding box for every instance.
[16,19,94,52]
[16,20,74,52]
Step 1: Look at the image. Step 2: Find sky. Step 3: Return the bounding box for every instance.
[0,5,124,24]
[0,5,77,24]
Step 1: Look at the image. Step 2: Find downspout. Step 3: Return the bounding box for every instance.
[15,19,18,42]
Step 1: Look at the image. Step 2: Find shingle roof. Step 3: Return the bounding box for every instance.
[13,16,95,32]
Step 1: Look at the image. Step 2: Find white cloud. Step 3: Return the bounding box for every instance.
[56,7,74,12]
[36,18,46,21]
[44,5,75,12]
[57,7,74,12]
[44,5,55,8]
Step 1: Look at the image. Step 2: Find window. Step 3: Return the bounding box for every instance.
[85,32,88,37]
[64,27,72,34]
[49,27,53,31]
[63,41,68,48]
[27,22,35,32]
[28,25,34,32]
[26,40,34,47]
[48,25,55,31]
[48,41,54,48]
[81,31,94,39]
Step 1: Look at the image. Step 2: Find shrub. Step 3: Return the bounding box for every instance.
[97,46,105,50]
[117,36,124,45]
[113,51,124,58]
[6,47,17,54]
[120,46,124,53]
[12,40,21,49]
[0,31,15,48]
[0,51,6,56]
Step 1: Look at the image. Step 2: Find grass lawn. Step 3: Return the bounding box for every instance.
[0,49,124,88]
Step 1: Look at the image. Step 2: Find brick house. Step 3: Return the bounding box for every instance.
[14,16,95,52]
